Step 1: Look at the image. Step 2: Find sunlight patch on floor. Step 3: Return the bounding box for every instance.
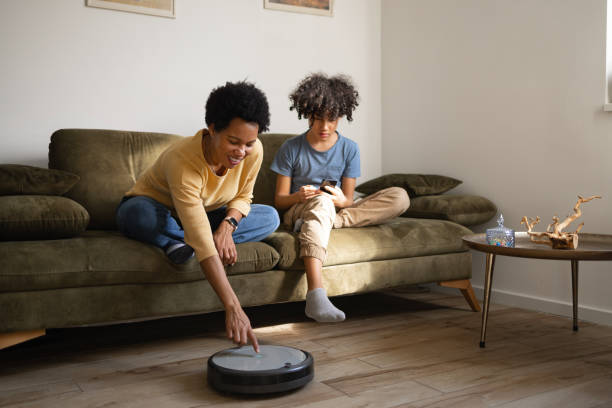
[254,323,298,334]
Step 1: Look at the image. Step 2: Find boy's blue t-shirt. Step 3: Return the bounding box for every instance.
[270,132,361,194]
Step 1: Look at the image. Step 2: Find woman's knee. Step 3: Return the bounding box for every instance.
[116,198,161,236]
[246,204,280,237]
[257,205,280,233]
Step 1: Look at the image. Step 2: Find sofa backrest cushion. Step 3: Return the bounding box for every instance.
[253,133,293,207]
[48,130,294,230]
[49,129,181,230]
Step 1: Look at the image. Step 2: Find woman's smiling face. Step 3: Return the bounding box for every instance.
[208,118,259,171]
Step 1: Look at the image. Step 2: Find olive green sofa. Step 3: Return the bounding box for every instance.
[0,129,495,348]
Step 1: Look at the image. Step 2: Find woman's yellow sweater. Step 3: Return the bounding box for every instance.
[126,129,263,261]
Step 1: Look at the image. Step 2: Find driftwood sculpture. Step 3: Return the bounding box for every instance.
[520,195,601,249]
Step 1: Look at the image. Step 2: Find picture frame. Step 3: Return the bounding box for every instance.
[264,0,333,17]
[86,0,176,19]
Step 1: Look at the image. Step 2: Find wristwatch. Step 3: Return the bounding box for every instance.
[224,216,238,231]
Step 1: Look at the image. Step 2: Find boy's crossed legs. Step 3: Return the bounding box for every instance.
[284,187,409,322]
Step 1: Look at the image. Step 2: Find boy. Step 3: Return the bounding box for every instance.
[271,73,409,322]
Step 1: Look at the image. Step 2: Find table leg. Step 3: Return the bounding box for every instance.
[480,253,496,348]
[571,259,579,331]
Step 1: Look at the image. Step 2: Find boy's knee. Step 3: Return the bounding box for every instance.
[307,194,336,217]
[395,187,410,212]
[384,187,410,214]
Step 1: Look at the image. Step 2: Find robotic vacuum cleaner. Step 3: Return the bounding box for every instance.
[207,345,314,394]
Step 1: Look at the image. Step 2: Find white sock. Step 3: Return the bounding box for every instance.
[305,288,345,322]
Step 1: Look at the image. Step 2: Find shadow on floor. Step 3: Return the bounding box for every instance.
[1,288,450,361]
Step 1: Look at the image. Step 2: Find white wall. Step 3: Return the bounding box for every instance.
[382,0,612,325]
[608,0,612,101]
[0,0,381,180]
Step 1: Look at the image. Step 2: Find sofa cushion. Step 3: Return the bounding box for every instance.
[0,164,80,196]
[265,217,471,270]
[0,253,472,331]
[355,173,462,197]
[48,129,182,230]
[402,194,497,227]
[0,231,280,292]
[0,195,89,241]
[253,133,293,206]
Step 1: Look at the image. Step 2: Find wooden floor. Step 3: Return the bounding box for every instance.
[2,288,612,408]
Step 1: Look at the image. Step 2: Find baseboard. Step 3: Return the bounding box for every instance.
[429,284,612,327]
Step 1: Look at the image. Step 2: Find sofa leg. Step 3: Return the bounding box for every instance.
[438,279,481,312]
[0,329,46,350]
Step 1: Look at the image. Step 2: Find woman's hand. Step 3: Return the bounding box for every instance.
[323,185,350,208]
[213,221,237,265]
[199,255,258,352]
[226,303,259,352]
[295,185,320,203]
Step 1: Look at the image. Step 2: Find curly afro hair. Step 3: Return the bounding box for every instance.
[289,73,359,122]
[205,81,270,133]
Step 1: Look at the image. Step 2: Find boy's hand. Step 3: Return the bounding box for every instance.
[323,185,349,207]
[296,185,320,203]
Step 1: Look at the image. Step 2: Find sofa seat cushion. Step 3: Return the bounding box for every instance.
[0,253,472,332]
[0,231,280,292]
[264,217,472,270]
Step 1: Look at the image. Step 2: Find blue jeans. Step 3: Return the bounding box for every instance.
[116,196,280,252]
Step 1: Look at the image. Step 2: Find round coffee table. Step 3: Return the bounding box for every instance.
[463,232,612,348]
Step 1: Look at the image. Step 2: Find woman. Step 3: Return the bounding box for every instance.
[271,73,409,322]
[116,81,280,351]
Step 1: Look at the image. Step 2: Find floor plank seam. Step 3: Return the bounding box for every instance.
[320,381,354,398]
[354,357,386,370]
[0,379,73,395]
[74,380,84,393]
[412,377,445,392]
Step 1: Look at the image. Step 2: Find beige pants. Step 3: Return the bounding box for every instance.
[283,187,410,261]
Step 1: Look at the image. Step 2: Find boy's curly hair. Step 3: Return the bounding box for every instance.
[205,81,270,133]
[289,73,359,122]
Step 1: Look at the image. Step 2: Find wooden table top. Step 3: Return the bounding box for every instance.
[463,232,612,260]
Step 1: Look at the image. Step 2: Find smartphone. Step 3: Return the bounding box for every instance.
[320,179,337,194]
